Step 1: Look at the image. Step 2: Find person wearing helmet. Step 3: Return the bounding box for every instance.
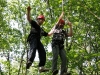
[48,12,72,75]
[26,6,49,72]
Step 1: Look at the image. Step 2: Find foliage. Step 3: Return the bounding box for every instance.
[0,0,100,75]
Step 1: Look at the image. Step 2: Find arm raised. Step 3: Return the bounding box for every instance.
[27,6,32,23]
[48,12,64,36]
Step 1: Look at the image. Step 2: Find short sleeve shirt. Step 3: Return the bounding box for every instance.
[27,20,48,41]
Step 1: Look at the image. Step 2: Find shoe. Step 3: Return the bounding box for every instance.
[39,66,49,73]
[52,70,58,75]
[26,61,32,69]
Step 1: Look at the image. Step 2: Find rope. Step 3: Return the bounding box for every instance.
[62,0,64,11]
[28,0,30,6]
[25,1,30,75]
[62,0,69,23]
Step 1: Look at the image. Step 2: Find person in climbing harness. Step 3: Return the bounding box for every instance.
[48,12,73,75]
[26,6,49,72]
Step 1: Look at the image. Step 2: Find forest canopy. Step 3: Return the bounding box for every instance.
[0,0,100,75]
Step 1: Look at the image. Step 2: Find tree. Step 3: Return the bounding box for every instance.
[0,0,100,75]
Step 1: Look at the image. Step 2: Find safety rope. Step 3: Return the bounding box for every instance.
[25,0,31,75]
[28,0,30,6]
[62,0,64,11]
[62,0,69,23]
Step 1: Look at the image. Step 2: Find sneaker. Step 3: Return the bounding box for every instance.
[52,70,58,75]
[26,61,32,69]
[39,66,49,73]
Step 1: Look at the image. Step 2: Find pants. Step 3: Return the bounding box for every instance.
[52,43,67,74]
[28,38,46,67]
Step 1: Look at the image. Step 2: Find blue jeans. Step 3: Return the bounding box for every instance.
[28,37,46,67]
